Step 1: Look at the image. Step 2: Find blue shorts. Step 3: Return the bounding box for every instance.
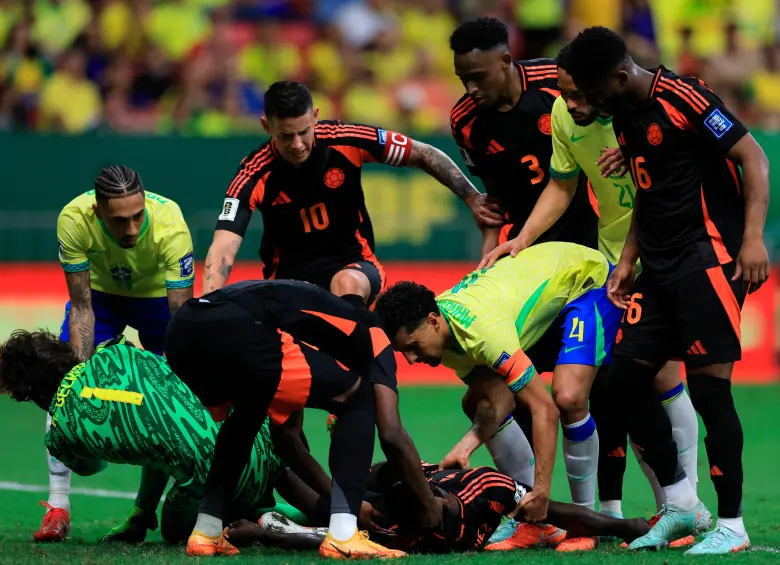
[59,290,170,355]
[528,267,621,372]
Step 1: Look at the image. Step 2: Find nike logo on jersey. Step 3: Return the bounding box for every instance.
[563,345,585,353]
[570,134,588,143]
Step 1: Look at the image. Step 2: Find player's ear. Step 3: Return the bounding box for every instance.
[617,69,629,87]
[500,52,512,68]
[428,311,440,330]
[92,203,101,219]
[312,107,319,124]
[260,115,271,134]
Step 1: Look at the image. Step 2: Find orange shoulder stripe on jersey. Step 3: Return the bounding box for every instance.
[316,124,378,136]
[657,98,694,131]
[331,145,364,167]
[316,122,376,132]
[526,64,557,71]
[700,186,732,265]
[461,480,517,505]
[459,116,477,149]
[227,147,273,197]
[538,87,561,98]
[661,77,708,112]
[369,326,391,358]
[528,73,558,81]
[300,309,357,335]
[459,467,482,483]
[527,69,557,76]
[650,69,663,97]
[672,78,709,108]
[451,99,476,126]
[248,170,271,211]
[229,155,274,199]
[318,132,377,142]
[518,64,527,89]
[316,127,378,140]
[459,473,516,503]
[658,77,707,113]
[726,159,741,196]
[450,97,473,120]
[267,330,312,425]
[705,265,742,343]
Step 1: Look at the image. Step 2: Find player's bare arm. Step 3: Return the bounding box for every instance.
[480,227,501,258]
[269,410,332,497]
[440,369,514,469]
[608,202,640,310]
[478,176,579,269]
[202,230,242,294]
[406,141,503,227]
[596,147,629,178]
[65,270,95,360]
[727,134,770,292]
[167,287,193,315]
[374,383,443,530]
[510,372,559,523]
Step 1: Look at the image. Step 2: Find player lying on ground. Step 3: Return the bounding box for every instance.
[478,44,700,540]
[226,462,653,553]
[0,332,317,544]
[563,26,770,554]
[40,166,195,542]
[164,280,442,558]
[202,80,503,306]
[376,242,624,552]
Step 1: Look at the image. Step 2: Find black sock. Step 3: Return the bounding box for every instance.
[609,356,685,487]
[687,373,743,518]
[590,365,627,502]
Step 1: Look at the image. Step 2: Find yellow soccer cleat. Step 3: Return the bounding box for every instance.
[186,528,239,557]
[319,530,407,559]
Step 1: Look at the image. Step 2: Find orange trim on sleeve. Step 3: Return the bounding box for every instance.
[368,326,391,358]
[495,349,532,380]
[538,87,561,97]
[705,266,742,343]
[228,146,273,197]
[657,98,694,131]
[498,224,514,245]
[300,309,357,335]
[331,145,364,168]
[268,331,312,425]
[587,180,600,218]
[249,171,271,211]
[700,186,733,265]
[725,159,741,196]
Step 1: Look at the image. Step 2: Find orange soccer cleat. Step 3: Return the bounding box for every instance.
[186,528,240,557]
[484,522,567,550]
[34,501,71,542]
[319,530,407,559]
[555,536,598,552]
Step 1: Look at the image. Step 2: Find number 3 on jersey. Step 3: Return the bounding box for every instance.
[300,203,329,232]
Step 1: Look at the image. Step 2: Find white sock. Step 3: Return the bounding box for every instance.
[660,384,699,494]
[718,516,746,537]
[662,478,698,511]
[46,413,71,511]
[193,513,223,537]
[631,441,665,513]
[562,413,599,510]
[599,499,622,517]
[328,513,357,542]
[485,416,535,487]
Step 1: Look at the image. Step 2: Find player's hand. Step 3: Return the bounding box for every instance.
[439,449,471,471]
[466,193,505,227]
[509,489,549,523]
[734,235,770,293]
[597,147,628,178]
[478,236,530,270]
[607,260,636,310]
[359,501,396,536]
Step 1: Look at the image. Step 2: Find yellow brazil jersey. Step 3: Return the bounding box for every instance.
[438,242,609,390]
[549,97,635,266]
[57,191,194,298]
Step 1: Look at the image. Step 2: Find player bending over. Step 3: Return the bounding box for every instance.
[479,44,699,541]
[202,80,502,306]
[0,333,319,544]
[38,166,195,542]
[376,242,623,552]
[227,462,652,554]
[563,27,770,554]
[164,280,442,558]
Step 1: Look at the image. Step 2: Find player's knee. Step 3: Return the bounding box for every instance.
[652,360,682,393]
[552,385,588,418]
[330,270,370,302]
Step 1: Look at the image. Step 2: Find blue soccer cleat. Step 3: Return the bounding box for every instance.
[488,517,519,544]
[628,502,712,550]
[685,525,750,555]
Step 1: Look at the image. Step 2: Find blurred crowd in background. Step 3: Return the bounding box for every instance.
[1,0,779,136]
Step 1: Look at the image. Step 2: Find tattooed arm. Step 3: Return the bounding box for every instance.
[167,287,193,315]
[65,270,95,361]
[202,230,242,295]
[406,141,504,227]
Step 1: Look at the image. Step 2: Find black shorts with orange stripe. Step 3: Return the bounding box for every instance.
[368,465,523,554]
[613,262,747,368]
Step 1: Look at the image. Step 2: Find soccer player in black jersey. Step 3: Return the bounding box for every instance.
[562,27,770,554]
[164,280,442,559]
[202,81,503,307]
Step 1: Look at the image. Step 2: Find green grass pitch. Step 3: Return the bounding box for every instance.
[1,385,779,564]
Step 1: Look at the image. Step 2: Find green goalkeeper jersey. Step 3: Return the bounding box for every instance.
[45,339,285,512]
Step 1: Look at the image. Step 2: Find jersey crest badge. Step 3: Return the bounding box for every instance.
[538,113,552,135]
[647,123,663,146]
[704,109,733,139]
[110,264,133,290]
[219,198,239,221]
[324,168,345,189]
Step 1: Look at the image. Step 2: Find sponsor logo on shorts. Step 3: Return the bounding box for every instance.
[218,198,240,221]
[493,351,511,370]
[704,109,733,139]
[179,252,194,277]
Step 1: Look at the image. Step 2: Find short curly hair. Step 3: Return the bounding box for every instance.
[374,281,439,339]
[559,26,628,90]
[0,329,78,411]
[449,17,509,55]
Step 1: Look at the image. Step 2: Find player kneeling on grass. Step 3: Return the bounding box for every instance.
[375,242,624,552]
[227,461,652,553]
[0,332,319,544]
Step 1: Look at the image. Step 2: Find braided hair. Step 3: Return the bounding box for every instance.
[94,165,144,201]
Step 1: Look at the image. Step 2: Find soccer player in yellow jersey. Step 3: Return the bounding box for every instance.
[376,242,623,551]
[479,46,700,537]
[35,166,195,543]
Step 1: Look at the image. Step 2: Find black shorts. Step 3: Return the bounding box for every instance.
[283,260,385,306]
[613,261,747,367]
[164,299,359,424]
